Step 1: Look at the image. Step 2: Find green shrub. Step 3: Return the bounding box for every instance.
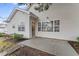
[12,33,23,41]
[0,33,5,37]
[77,37,79,42]
[9,34,14,39]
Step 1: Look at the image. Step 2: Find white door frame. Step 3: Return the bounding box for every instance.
[29,13,38,38]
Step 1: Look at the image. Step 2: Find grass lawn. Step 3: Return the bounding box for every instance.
[0,40,15,53]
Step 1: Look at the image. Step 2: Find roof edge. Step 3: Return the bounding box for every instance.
[6,7,30,23]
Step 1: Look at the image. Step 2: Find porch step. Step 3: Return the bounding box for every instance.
[0,45,21,56]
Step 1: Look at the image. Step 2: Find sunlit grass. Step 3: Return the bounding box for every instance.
[0,40,15,53]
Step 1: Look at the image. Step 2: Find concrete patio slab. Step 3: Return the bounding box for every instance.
[18,37,78,56]
[55,40,78,56]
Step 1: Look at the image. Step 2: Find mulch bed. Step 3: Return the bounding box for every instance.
[8,46,54,56]
[68,41,79,54]
[4,39,17,44]
[4,38,28,44]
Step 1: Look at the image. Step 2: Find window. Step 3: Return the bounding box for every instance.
[18,25,25,31]
[54,20,60,32]
[42,22,52,32]
[38,20,60,32]
[51,21,53,32]
[38,22,41,31]
[42,22,46,31]
[38,22,53,32]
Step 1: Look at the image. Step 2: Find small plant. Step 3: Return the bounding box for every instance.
[77,37,79,43]
[12,33,23,41]
[0,33,5,37]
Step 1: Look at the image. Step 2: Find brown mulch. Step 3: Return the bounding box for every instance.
[4,38,28,44]
[4,39,17,44]
[68,41,79,54]
[8,46,54,56]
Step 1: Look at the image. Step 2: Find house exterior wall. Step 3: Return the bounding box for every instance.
[29,4,79,41]
[6,10,31,38]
